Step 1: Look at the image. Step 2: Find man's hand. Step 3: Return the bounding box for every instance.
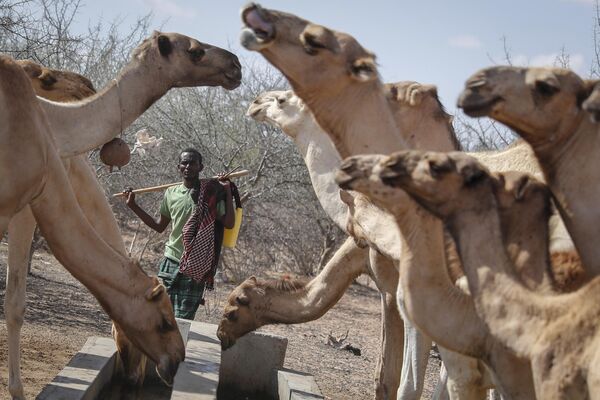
[216,173,232,192]
[123,188,136,207]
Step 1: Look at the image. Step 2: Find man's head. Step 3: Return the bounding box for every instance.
[178,148,203,180]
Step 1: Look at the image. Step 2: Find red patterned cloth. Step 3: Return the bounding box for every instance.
[179,179,220,284]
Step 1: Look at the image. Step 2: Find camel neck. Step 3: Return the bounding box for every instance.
[447,208,553,357]
[261,238,367,324]
[291,117,349,231]
[536,118,600,277]
[298,82,407,159]
[393,205,488,356]
[40,59,170,158]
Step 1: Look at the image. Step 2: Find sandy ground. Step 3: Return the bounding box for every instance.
[0,242,441,399]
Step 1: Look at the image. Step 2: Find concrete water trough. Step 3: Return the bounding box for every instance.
[36,321,323,400]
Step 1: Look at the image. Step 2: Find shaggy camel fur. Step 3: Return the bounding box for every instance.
[374,149,600,399]
[38,31,241,158]
[240,5,536,398]
[0,55,185,393]
[458,66,599,276]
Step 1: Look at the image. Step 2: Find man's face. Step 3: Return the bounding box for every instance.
[178,152,202,179]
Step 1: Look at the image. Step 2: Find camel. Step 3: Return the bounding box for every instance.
[457,66,600,276]
[239,5,539,398]
[2,32,241,398]
[37,31,242,158]
[371,149,600,399]
[237,86,478,399]
[0,55,186,396]
[4,60,150,399]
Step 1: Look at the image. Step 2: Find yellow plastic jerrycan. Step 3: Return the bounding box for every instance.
[223,207,243,248]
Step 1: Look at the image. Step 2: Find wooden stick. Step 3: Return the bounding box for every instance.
[112,169,249,198]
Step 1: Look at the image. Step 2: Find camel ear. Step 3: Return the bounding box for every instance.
[19,61,42,79]
[247,276,257,283]
[157,34,173,57]
[526,69,560,96]
[513,175,531,201]
[145,277,166,301]
[349,57,378,82]
[300,24,339,55]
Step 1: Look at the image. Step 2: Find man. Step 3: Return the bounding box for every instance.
[124,148,234,319]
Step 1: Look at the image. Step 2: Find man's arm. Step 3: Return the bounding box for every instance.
[219,182,235,229]
[124,190,171,233]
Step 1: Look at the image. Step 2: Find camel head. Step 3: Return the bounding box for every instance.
[376,150,494,220]
[246,90,308,135]
[336,154,407,209]
[17,60,96,101]
[116,274,185,386]
[582,81,600,123]
[131,31,242,90]
[217,275,305,350]
[240,4,379,96]
[457,66,591,148]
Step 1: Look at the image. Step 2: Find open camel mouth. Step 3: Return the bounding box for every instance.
[458,94,502,118]
[240,3,275,49]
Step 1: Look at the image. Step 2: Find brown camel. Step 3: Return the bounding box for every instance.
[0,54,186,393]
[38,31,242,158]
[236,85,473,399]
[239,5,536,398]
[458,66,600,276]
[4,60,150,399]
[373,149,600,399]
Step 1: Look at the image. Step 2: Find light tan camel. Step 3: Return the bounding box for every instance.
[239,5,538,398]
[37,31,241,158]
[236,87,426,399]
[458,66,600,276]
[3,33,241,398]
[373,149,600,399]
[238,86,473,399]
[0,55,185,395]
[4,61,150,399]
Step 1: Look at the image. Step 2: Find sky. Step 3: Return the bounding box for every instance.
[72,0,595,113]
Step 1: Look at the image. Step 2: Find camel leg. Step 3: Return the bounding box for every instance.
[397,318,431,399]
[433,363,450,400]
[374,291,404,400]
[438,346,488,400]
[368,250,404,399]
[6,207,36,400]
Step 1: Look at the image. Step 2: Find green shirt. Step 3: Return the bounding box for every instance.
[160,183,226,262]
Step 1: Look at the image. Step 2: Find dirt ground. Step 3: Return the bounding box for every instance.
[0,241,441,399]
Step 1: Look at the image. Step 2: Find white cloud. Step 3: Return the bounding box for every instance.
[512,53,586,74]
[142,0,196,19]
[448,35,482,49]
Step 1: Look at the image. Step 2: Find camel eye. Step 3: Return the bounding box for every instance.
[277,97,286,105]
[188,48,205,61]
[236,296,250,306]
[225,311,237,321]
[535,81,559,97]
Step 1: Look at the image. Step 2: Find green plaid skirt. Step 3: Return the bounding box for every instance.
[157,257,205,320]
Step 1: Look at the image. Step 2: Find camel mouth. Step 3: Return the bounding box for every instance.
[458,94,502,118]
[241,3,275,49]
[246,105,265,119]
[223,72,242,90]
[336,174,357,190]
